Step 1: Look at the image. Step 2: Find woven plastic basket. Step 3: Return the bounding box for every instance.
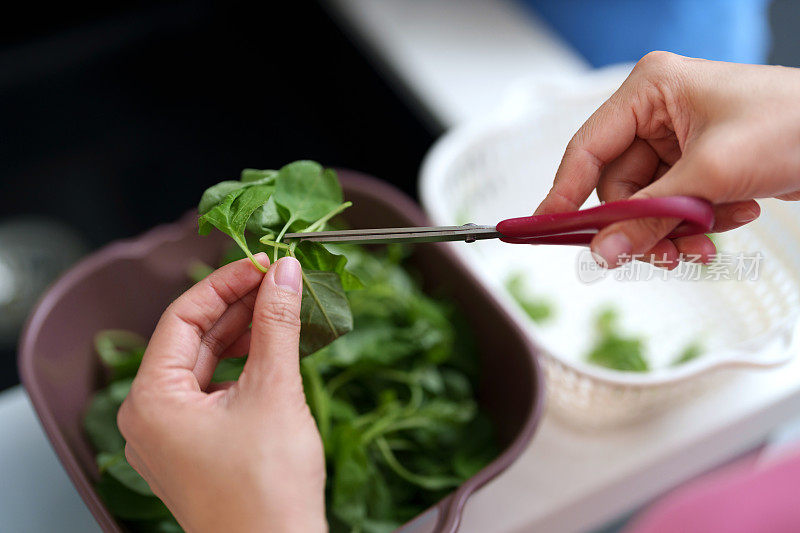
[420,68,800,427]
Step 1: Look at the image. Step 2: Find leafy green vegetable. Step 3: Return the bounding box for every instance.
[302,245,495,531]
[84,163,498,532]
[299,271,353,357]
[84,378,132,453]
[239,168,278,183]
[211,356,247,382]
[198,161,359,354]
[505,272,553,323]
[375,437,461,490]
[85,372,172,528]
[671,342,704,366]
[198,168,277,213]
[292,241,364,291]
[186,260,214,284]
[85,247,496,532]
[273,161,343,229]
[96,475,170,521]
[199,185,275,272]
[197,181,247,215]
[586,308,649,372]
[98,450,154,496]
[586,309,705,371]
[94,331,147,380]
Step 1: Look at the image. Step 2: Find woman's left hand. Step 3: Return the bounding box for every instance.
[118,254,327,533]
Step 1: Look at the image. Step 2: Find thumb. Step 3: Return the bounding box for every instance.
[242,256,303,390]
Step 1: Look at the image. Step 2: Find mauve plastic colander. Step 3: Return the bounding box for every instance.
[19,170,543,532]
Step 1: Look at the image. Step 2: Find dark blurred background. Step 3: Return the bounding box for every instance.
[0,0,435,390]
[1,0,799,391]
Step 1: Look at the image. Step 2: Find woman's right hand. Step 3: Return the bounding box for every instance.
[535,52,800,267]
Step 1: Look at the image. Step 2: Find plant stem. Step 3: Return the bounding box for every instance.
[273,218,294,261]
[259,239,290,261]
[258,238,290,250]
[375,437,461,490]
[303,201,352,233]
[236,236,269,272]
[326,365,364,395]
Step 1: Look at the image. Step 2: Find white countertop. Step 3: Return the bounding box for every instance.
[460,350,800,533]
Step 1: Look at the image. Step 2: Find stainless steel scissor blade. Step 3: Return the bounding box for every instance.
[284,224,501,244]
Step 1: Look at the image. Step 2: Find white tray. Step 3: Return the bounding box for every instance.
[417,66,800,530]
[420,69,800,426]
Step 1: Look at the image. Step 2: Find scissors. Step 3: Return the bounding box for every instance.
[285,196,715,246]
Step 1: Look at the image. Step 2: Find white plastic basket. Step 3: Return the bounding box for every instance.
[420,69,800,427]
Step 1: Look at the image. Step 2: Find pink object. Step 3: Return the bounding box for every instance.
[497,196,714,245]
[626,448,800,533]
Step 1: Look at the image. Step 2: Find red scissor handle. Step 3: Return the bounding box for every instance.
[496,196,715,245]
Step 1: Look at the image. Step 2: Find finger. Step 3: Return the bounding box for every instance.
[239,257,303,393]
[777,190,800,201]
[137,253,270,393]
[672,234,717,264]
[653,161,670,180]
[596,138,660,202]
[535,90,638,215]
[206,381,236,393]
[592,143,765,265]
[190,286,260,389]
[219,330,252,359]
[591,196,757,269]
[633,143,742,203]
[711,200,761,232]
[646,134,682,166]
[640,239,680,269]
[590,152,712,266]
[591,208,681,269]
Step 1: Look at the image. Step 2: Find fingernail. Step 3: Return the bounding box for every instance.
[732,207,758,224]
[274,257,302,293]
[593,233,632,268]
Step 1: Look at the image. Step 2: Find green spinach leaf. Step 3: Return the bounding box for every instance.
[240,168,278,183]
[98,450,154,496]
[198,184,274,272]
[199,162,359,353]
[292,241,364,291]
[300,271,353,357]
[671,341,703,366]
[505,272,553,323]
[96,474,170,521]
[94,330,147,380]
[273,161,343,230]
[84,379,132,454]
[331,425,371,526]
[586,308,649,372]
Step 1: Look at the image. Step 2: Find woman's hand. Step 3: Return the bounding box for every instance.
[117,254,327,533]
[536,52,800,267]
